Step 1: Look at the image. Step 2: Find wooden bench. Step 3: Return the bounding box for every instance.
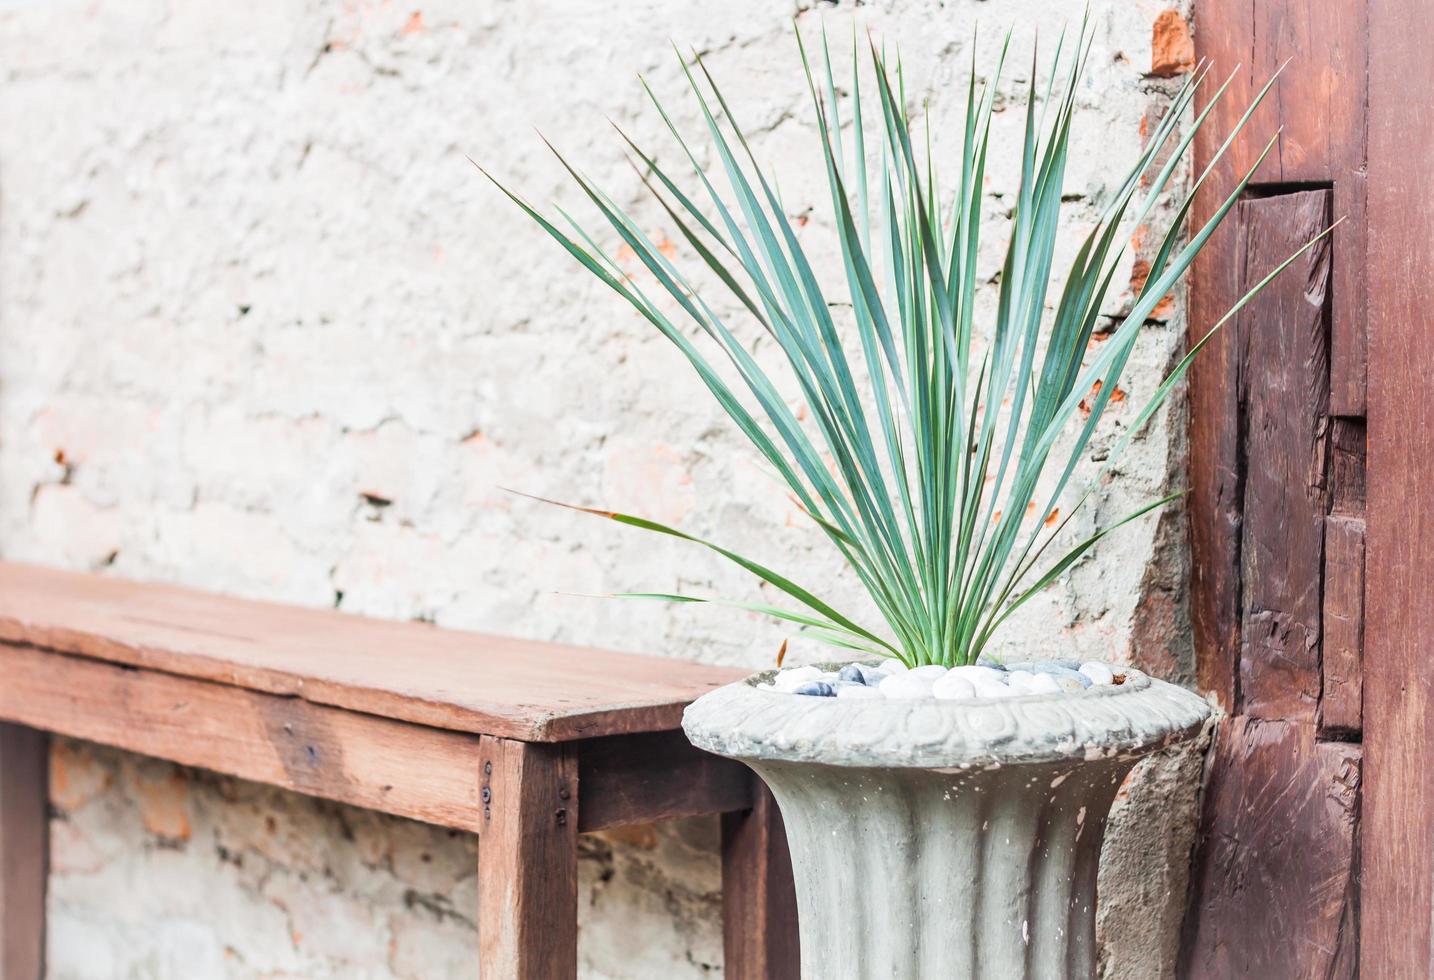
[0,562,798,979]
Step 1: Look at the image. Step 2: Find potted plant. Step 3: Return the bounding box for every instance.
[493,21,1328,979]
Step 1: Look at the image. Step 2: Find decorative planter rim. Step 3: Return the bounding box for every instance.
[683,662,1211,768]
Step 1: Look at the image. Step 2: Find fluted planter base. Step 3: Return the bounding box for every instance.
[683,666,1210,980]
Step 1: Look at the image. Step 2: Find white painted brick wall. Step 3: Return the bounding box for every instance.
[1,1,1203,976]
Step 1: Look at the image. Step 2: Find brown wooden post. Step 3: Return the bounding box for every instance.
[477,736,579,980]
[0,723,47,980]
[1361,0,1434,971]
[721,781,799,980]
[1182,1,1368,975]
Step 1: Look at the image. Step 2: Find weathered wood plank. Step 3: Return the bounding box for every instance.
[1235,190,1332,723]
[1189,0,1258,711]
[722,782,800,980]
[577,731,752,833]
[0,642,486,832]
[1329,174,1367,417]
[0,723,47,980]
[478,737,579,980]
[1319,417,1366,737]
[1319,515,1365,737]
[1179,717,1360,979]
[1362,0,1434,965]
[0,562,742,742]
[1326,416,1367,515]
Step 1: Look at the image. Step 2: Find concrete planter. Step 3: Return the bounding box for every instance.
[683,664,1210,980]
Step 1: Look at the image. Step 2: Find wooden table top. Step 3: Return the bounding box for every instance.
[0,562,746,741]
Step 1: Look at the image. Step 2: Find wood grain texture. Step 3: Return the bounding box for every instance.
[1187,5,1371,964]
[1249,0,1369,415]
[1179,717,1361,979]
[1190,0,1369,706]
[1319,515,1365,737]
[1235,191,1332,723]
[721,783,800,980]
[1188,0,1252,706]
[0,562,743,742]
[478,737,579,980]
[0,724,47,980]
[1362,0,1434,968]
[577,731,752,833]
[0,642,486,832]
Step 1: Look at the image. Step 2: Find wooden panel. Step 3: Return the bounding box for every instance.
[1319,515,1365,737]
[1179,717,1361,978]
[1329,173,1367,417]
[577,731,752,833]
[1190,0,1369,708]
[1236,190,1332,723]
[0,643,486,832]
[0,562,743,742]
[1362,0,1434,967]
[1249,0,1368,414]
[0,724,47,980]
[722,783,800,980]
[1189,0,1372,971]
[478,737,579,979]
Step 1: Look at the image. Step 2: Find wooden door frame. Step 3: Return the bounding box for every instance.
[1362,0,1434,972]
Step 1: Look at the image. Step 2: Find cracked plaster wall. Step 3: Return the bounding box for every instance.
[0,0,1205,976]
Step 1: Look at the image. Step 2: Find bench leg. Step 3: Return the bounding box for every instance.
[722,780,799,980]
[0,723,47,980]
[477,737,578,979]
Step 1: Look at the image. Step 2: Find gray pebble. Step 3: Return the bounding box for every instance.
[838,664,867,685]
[975,656,1009,671]
[793,681,836,697]
[856,666,891,686]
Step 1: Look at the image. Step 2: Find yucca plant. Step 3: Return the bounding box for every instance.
[490,22,1330,668]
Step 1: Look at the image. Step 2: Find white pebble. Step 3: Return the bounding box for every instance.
[772,665,822,690]
[907,664,949,680]
[949,665,1008,686]
[931,674,977,700]
[879,673,936,699]
[1079,662,1115,686]
[974,682,1020,699]
[836,685,884,700]
[1029,672,1062,695]
[1006,670,1037,692]
[877,658,909,674]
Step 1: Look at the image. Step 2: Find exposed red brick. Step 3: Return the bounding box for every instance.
[49,740,111,812]
[1130,258,1177,320]
[136,768,193,843]
[1077,379,1130,416]
[1150,10,1195,78]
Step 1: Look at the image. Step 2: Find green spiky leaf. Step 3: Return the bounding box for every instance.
[495,26,1327,667]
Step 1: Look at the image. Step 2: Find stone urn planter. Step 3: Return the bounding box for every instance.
[683,663,1210,979]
